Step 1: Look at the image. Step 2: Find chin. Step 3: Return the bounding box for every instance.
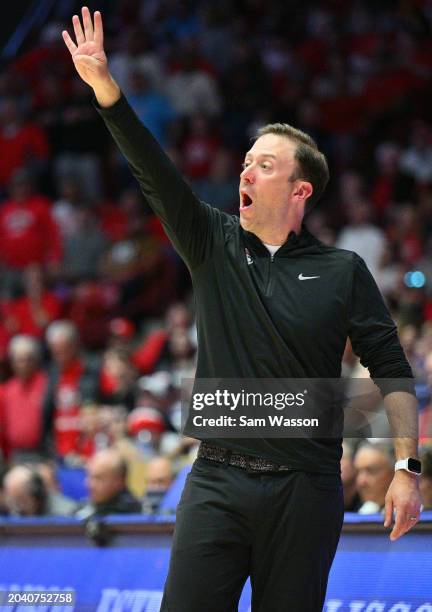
[239,216,252,231]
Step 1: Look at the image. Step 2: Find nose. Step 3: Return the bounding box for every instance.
[356,472,368,492]
[241,164,255,184]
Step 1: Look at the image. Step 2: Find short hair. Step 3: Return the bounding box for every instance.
[46,320,78,345]
[8,335,41,360]
[355,440,395,466]
[255,123,329,211]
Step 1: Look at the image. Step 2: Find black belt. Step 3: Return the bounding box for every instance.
[198,442,293,473]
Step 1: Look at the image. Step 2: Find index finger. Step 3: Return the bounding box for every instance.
[62,30,77,55]
[94,11,104,46]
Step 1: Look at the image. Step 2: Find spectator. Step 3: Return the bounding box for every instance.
[0,463,8,515]
[165,46,221,117]
[142,456,174,513]
[127,69,176,146]
[371,142,414,221]
[99,347,138,411]
[0,169,62,293]
[399,121,432,184]
[2,265,62,340]
[336,200,386,279]
[61,204,108,282]
[136,371,177,416]
[354,441,395,514]
[420,446,432,510]
[43,321,100,461]
[181,114,221,180]
[419,447,432,511]
[102,217,177,322]
[0,336,47,460]
[109,28,164,95]
[4,464,75,516]
[159,327,197,386]
[52,79,106,200]
[75,448,142,519]
[133,302,193,374]
[192,149,239,213]
[340,442,361,512]
[127,407,167,458]
[0,99,49,190]
[388,204,423,267]
[67,282,115,350]
[52,174,86,239]
[107,317,135,351]
[34,458,78,515]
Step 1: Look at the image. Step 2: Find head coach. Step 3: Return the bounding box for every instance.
[63,8,421,611]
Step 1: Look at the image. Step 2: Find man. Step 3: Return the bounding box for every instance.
[35,458,78,516]
[75,448,142,519]
[0,169,61,286]
[354,441,395,514]
[43,320,99,460]
[63,9,421,611]
[142,456,175,513]
[1,335,47,459]
[3,464,76,517]
[419,446,432,510]
[341,441,362,512]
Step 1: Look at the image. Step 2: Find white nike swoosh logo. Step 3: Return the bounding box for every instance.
[298,273,320,280]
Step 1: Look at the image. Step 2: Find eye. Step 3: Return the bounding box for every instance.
[241,161,251,170]
[261,162,272,170]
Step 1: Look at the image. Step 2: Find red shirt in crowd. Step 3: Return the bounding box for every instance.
[133,329,168,374]
[182,134,220,179]
[52,359,84,458]
[0,195,62,268]
[0,122,49,188]
[0,370,47,456]
[2,291,62,338]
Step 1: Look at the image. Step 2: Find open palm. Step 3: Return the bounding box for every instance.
[62,7,108,88]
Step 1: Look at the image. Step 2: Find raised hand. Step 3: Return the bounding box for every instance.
[63,6,120,107]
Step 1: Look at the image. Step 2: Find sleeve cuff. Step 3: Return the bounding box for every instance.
[92,91,129,118]
[375,378,417,398]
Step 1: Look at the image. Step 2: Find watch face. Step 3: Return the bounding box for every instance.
[407,458,422,474]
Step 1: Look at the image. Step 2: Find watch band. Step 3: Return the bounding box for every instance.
[395,457,421,475]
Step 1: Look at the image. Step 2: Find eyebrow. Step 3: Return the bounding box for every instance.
[244,153,277,160]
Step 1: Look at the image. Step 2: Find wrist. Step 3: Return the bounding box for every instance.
[394,469,418,481]
[93,75,121,108]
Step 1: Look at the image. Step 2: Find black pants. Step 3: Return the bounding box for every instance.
[160,457,344,612]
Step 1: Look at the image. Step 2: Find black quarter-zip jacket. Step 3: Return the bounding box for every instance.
[96,95,415,473]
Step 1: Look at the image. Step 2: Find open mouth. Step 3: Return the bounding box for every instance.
[240,192,253,210]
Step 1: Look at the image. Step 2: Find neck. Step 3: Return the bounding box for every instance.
[256,203,304,244]
[254,216,302,245]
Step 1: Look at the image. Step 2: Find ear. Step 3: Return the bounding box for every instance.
[294,181,313,203]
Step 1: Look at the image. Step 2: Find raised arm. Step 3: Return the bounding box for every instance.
[62,8,120,108]
[62,7,218,269]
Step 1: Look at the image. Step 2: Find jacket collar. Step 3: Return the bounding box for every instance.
[241,223,322,257]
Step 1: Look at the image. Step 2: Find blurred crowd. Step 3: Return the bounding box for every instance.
[1,0,432,518]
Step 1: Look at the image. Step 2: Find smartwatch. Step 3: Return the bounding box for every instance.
[394,457,422,475]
